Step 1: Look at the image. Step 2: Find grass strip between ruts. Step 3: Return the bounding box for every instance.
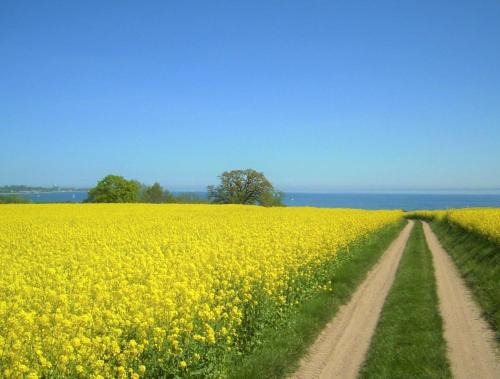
[229,220,407,379]
[359,221,452,379]
[430,220,500,344]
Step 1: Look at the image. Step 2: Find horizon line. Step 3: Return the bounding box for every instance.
[2,187,500,196]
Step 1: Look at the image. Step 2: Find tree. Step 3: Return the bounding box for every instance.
[86,175,141,203]
[141,182,174,203]
[258,189,285,207]
[0,195,31,204]
[171,192,208,204]
[207,169,284,206]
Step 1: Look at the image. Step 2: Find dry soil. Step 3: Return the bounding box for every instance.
[290,221,414,379]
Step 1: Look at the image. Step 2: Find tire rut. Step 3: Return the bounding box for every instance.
[290,221,414,379]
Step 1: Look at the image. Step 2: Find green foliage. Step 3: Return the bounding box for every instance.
[0,195,31,204]
[85,170,283,205]
[170,192,208,204]
[85,175,141,203]
[141,182,174,203]
[86,175,209,204]
[230,221,406,378]
[259,190,285,207]
[140,183,208,204]
[208,169,284,207]
[431,220,500,342]
[360,222,452,378]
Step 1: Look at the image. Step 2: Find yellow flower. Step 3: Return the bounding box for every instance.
[0,204,402,376]
[406,208,500,242]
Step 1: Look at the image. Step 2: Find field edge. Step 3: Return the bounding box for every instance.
[228,219,407,379]
[429,220,500,343]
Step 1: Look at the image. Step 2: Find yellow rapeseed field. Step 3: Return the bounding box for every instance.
[406,208,500,243]
[0,204,402,378]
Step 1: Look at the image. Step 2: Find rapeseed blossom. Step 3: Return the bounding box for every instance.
[0,204,402,377]
[406,208,500,243]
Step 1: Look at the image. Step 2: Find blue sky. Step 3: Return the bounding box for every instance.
[1,1,499,192]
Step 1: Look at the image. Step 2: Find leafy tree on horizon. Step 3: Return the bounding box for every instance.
[85,175,141,203]
[171,192,208,204]
[207,169,284,207]
[141,182,174,203]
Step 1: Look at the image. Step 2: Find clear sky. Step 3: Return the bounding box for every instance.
[1,1,499,192]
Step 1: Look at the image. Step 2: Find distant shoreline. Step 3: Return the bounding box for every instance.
[3,190,500,195]
[0,190,89,195]
[2,190,500,196]
[2,191,500,210]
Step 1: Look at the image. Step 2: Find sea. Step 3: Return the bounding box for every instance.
[6,191,500,210]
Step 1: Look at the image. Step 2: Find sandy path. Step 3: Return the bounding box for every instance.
[290,221,414,379]
[423,223,500,379]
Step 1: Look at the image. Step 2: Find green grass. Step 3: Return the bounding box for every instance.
[228,220,407,379]
[359,222,452,379]
[0,195,31,203]
[430,220,500,343]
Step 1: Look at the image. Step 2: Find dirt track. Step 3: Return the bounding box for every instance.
[423,222,500,379]
[290,221,414,379]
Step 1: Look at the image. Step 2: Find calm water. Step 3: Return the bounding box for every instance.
[8,191,500,210]
[283,193,500,210]
[16,191,90,203]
